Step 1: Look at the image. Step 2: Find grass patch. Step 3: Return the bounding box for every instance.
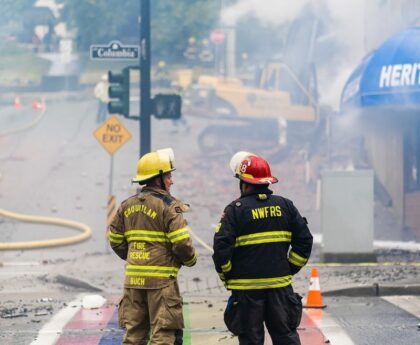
[0,41,50,85]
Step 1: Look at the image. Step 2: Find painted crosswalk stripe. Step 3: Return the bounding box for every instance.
[263,311,326,345]
[30,294,84,345]
[304,309,355,345]
[382,295,420,318]
[37,295,191,345]
[56,300,121,345]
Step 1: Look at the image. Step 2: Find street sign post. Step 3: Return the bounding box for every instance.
[94,115,132,253]
[140,0,151,156]
[90,41,140,60]
[93,115,132,155]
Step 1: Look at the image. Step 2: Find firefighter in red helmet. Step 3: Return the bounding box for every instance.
[213,152,313,345]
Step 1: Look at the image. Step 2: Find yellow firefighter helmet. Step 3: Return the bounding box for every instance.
[132,148,175,184]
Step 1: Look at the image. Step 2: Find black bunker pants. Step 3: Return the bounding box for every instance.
[225,285,302,345]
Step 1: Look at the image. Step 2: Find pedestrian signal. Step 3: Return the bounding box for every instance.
[152,94,182,119]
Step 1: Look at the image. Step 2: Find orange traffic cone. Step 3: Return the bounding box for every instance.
[32,99,42,110]
[304,267,326,308]
[14,96,21,108]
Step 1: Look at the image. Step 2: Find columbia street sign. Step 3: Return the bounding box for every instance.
[90,41,140,60]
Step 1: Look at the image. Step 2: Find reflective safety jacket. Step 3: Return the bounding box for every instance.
[213,189,313,290]
[109,186,197,289]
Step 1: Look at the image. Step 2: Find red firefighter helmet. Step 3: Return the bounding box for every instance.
[231,152,278,185]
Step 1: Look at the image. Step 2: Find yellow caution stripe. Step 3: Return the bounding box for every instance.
[125,229,169,243]
[288,250,308,267]
[125,264,179,278]
[184,251,197,267]
[235,231,292,247]
[226,275,292,290]
[221,260,232,273]
[109,231,124,244]
[168,227,191,243]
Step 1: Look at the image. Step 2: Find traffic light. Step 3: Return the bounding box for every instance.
[108,68,129,117]
[152,94,182,119]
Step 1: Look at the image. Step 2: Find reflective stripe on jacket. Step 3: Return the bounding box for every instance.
[109,186,197,289]
[213,189,313,290]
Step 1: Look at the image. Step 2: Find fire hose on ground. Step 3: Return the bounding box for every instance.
[187,227,214,254]
[0,208,92,250]
[0,99,46,138]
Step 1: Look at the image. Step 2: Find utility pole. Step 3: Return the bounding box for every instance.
[140,0,151,156]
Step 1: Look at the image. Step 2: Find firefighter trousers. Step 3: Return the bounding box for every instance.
[118,281,184,345]
[229,285,302,345]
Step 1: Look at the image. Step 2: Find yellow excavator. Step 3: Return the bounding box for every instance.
[185,62,320,153]
[184,6,325,154]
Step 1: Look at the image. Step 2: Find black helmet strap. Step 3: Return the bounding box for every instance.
[159,170,166,191]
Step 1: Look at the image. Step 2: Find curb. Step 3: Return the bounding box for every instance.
[323,283,420,297]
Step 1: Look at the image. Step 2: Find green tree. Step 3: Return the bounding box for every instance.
[58,0,219,62]
[0,0,36,23]
[58,0,139,49]
[151,0,219,61]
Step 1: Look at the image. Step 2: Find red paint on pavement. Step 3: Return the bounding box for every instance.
[299,312,326,344]
[55,298,119,345]
[56,336,101,345]
[264,311,326,344]
[64,304,115,330]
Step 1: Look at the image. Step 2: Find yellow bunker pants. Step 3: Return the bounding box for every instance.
[119,281,184,345]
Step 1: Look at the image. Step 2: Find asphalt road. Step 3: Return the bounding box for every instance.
[0,94,419,345]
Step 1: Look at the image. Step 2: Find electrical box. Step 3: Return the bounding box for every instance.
[321,170,376,262]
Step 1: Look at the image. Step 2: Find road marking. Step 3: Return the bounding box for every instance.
[382,295,420,318]
[0,270,50,277]
[313,234,420,252]
[30,294,83,345]
[1,261,41,266]
[263,311,327,345]
[42,296,189,344]
[304,309,355,345]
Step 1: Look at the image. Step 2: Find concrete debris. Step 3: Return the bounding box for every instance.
[34,311,49,317]
[1,307,28,319]
[82,294,106,309]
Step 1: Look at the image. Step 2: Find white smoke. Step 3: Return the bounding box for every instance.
[222,0,308,26]
[221,0,367,110]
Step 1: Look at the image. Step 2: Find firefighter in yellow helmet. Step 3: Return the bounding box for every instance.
[109,148,197,345]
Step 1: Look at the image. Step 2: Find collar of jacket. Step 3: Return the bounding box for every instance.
[240,188,273,199]
[141,186,172,197]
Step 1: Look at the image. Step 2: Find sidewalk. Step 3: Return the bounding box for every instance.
[185,298,236,344]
